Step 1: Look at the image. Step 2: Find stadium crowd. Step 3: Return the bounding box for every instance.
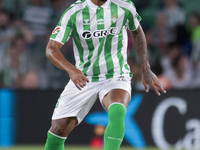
[0,0,200,90]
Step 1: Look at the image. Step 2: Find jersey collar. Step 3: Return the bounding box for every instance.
[86,0,111,11]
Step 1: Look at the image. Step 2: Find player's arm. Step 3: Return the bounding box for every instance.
[46,40,89,90]
[131,25,166,95]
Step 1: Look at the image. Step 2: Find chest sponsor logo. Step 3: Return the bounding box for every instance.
[81,27,118,39]
[52,26,60,34]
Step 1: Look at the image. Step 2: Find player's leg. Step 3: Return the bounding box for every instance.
[49,117,78,136]
[44,79,99,150]
[45,117,78,150]
[102,89,130,150]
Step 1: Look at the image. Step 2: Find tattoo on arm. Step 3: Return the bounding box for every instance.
[131,26,157,83]
[131,25,150,70]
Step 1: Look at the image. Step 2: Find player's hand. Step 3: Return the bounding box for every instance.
[142,69,166,96]
[68,67,89,90]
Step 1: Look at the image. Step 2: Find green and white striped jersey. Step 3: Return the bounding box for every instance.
[50,0,141,82]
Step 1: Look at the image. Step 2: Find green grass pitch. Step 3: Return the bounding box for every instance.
[0,145,177,150]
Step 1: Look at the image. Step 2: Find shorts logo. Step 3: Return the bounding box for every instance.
[82,27,118,39]
[55,101,59,108]
[116,76,127,82]
[52,26,60,34]
[55,96,61,109]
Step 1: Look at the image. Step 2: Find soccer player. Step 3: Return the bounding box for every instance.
[44,0,166,149]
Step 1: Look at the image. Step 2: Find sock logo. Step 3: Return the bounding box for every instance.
[108,137,122,141]
[116,76,127,82]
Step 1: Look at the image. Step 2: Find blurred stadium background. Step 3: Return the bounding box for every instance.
[1,0,200,149]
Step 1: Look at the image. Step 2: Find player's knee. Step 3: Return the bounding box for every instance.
[50,117,77,136]
[108,103,126,123]
[50,121,65,136]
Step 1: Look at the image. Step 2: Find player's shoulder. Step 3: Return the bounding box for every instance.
[64,0,87,15]
[70,0,86,8]
[111,0,135,9]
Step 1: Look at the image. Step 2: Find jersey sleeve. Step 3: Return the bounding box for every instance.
[126,1,142,31]
[50,9,73,45]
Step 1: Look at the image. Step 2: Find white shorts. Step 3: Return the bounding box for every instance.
[52,75,132,124]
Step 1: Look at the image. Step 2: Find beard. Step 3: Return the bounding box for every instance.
[99,0,107,2]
